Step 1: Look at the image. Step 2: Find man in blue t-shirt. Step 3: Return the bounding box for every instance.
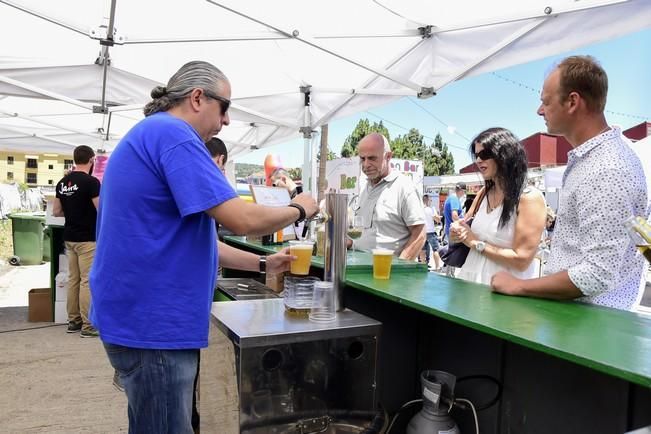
[89,61,318,434]
[443,183,465,242]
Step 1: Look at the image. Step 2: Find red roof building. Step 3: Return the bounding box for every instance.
[623,121,651,141]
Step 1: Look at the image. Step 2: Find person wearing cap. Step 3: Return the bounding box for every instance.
[350,133,425,260]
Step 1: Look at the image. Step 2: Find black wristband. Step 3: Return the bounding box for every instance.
[259,256,266,275]
[288,203,306,223]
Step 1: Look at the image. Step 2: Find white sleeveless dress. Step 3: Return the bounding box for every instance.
[458,194,541,285]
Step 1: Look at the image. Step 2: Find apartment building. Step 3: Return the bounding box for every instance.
[0,152,73,187]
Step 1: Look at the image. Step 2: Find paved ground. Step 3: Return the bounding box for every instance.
[0,262,238,434]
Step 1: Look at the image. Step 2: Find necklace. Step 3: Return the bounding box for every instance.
[486,191,503,213]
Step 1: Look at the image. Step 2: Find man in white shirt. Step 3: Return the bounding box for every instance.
[350,133,425,260]
[491,55,648,310]
[420,194,442,270]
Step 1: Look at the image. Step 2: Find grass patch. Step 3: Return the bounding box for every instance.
[0,219,13,261]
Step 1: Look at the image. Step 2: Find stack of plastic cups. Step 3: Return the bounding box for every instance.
[309,281,336,323]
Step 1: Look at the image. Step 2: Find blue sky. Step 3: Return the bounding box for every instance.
[235,27,651,172]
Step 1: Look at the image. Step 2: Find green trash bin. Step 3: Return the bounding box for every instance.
[43,226,51,262]
[8,212,46,266]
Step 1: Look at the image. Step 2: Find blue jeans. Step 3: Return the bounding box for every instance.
[422,232,440,263]
[103,343,198,434]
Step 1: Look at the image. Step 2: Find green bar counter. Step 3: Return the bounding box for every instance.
[222,235,651,433]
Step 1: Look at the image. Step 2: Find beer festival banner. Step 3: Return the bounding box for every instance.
[325,157,423,196]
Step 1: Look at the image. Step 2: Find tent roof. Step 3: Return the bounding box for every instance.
[1,0,650,158]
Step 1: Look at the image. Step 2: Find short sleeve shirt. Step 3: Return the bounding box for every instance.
[423,206,436,233]
[443,195,463,236]
[89,112,238,348]
[56,171,100,242]
[353,171,425,255]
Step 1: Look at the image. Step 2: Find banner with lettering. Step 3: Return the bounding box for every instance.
[325,157,423,196]
[389,159,424,193]
[325,157,360,195]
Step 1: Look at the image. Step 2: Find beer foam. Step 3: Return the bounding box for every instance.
[291,244,314,250]
[372,249,394,255]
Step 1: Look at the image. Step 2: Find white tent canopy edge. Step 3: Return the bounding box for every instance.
[0,0,650,192]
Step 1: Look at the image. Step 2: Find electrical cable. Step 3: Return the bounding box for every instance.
[365,110,438,142]
[0,323,66,334]
[490,71,650,121]
[385,375,501,433]
[385,399,422,434]
[406,98,472,142]
[456,374,502,411]
[456,398,479,434]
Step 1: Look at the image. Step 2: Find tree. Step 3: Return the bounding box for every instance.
[431,133,455,175]
[340,120,457,176]
[340,119,391,157]
[390,130,455,176]
[390,128,425,160]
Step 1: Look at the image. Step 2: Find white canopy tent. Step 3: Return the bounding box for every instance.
[1,0,650,190]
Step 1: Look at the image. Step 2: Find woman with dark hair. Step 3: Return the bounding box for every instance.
[450,127,546,284]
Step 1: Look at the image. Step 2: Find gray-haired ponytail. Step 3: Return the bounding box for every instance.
[143,61,229,117]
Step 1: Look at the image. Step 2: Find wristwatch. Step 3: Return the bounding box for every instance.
[259,256,267,275]
[475,241,486,253]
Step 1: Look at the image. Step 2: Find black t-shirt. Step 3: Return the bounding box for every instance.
[56,171,100,242]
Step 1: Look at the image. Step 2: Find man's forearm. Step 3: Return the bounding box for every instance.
[245,205,299,236]
[218,242,260,271]
[208,199,301,236]
[519,270,583,300]
[52,198,64,217]
[399,226,425,260]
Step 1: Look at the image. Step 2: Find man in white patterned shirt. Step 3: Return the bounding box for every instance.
[491,55,648,310]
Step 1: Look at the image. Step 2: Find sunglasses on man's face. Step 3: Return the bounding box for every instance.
[474,148,495,161]
[202,89,231,115]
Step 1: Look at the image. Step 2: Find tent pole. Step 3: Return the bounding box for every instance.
[0,0,88,36]
[0,75,93,110]
[436,18,547,90]
[431,0,627,34]
[314,35,430,127]
[299,85,315,194]
[205,0,424,93]
[0,125,79,148]
[97,0,118,114]
[0,109,103,140]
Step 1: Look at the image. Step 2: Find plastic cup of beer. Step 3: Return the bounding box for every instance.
[289,240,315,275]
[372,248,394,280]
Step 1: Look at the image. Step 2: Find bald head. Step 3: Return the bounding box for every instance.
[358,133,392,185]
[359,133,390,153]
